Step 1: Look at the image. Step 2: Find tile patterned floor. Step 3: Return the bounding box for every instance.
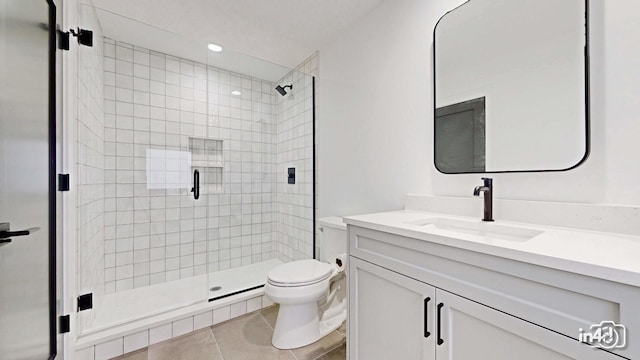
[112,306,346,360]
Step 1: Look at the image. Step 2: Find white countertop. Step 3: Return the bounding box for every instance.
[344,210,640,287]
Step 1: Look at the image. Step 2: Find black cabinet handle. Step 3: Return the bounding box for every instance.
[191,169,200,200]
[424,297,431,338]
[437,302,444,346]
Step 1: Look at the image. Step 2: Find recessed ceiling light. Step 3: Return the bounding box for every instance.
[208,43,223,52]
[231,90,242,96]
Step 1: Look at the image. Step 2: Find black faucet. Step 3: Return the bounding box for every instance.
[473,178,494,222]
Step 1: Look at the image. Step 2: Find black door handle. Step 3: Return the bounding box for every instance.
[0,223,41,244]
[191,169,200,200]
[424,297,431,338]
[437,302,444,345]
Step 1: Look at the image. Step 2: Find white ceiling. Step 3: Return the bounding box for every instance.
[94,8,294,82]
[89,0,385,69]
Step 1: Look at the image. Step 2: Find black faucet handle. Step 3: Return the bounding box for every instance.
[481,177,493,186]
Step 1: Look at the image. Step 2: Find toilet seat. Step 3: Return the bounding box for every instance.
[267,259,333,287]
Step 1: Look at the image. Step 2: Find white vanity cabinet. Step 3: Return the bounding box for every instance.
[435,289,620,360]
[347,224,638,360]
[349,257,435,360]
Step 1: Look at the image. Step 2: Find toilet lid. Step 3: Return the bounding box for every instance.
[268,259,333,286]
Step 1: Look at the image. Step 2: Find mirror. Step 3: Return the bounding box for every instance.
[434,0,588,173]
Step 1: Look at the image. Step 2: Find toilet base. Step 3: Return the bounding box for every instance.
[272,302,321,349]
[269,272,348,350]
[319,303,346,337]
[271,302,346,350]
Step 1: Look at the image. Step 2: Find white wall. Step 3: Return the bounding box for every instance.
[318,0,640,218]
[318,0,458,217]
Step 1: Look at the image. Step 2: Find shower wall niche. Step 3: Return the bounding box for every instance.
[190,138,224,194]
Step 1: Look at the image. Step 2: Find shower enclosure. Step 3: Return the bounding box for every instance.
[74,4,316,338]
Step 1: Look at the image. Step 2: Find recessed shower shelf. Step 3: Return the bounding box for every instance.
[189,137,224,194]
[191,162,224,168]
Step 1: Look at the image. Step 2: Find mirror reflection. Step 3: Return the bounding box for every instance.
[434,0,588,173]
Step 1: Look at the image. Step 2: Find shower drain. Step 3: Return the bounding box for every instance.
[210,286,222,292]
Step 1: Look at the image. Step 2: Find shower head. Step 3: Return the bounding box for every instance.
[275,84,293,96]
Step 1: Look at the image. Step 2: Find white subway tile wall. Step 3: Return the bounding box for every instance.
[246,296,263,313]
[123,330,149,353]
[193,310,214,330]
[149,323,173,345]
[275,53,318,262]
[94,337,123,360]
[172,316,194,337]
[101,39,316,293]
[229,301,248,318]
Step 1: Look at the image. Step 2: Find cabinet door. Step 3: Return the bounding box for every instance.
[435,290,620,360]
[349,257,436,360]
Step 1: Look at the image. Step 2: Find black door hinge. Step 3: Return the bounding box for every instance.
[77,293,93,312]
[58,174,70,191]
[58,27,93,51]
[58,30,70,50]
[59,315,70,334]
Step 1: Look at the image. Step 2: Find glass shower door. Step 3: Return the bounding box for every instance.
[76,5,214,334]
[205,49,316,301]
[0,0,54,358]
[73,3,316,336]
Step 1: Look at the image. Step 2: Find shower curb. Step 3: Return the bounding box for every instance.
[74,289,273,360]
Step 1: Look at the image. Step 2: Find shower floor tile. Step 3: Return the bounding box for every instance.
[111,305,346,360]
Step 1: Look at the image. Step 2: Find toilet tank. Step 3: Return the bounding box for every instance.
[317,217,347,263]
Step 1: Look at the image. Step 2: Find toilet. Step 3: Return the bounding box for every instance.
[265,217,347,349]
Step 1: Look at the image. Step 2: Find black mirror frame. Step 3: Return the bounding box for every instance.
[432,0,591,174]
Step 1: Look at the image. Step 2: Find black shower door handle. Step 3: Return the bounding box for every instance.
[0,223,40,244]
[191,169,200,200]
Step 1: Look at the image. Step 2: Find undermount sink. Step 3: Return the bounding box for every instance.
[406,217,543,242]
